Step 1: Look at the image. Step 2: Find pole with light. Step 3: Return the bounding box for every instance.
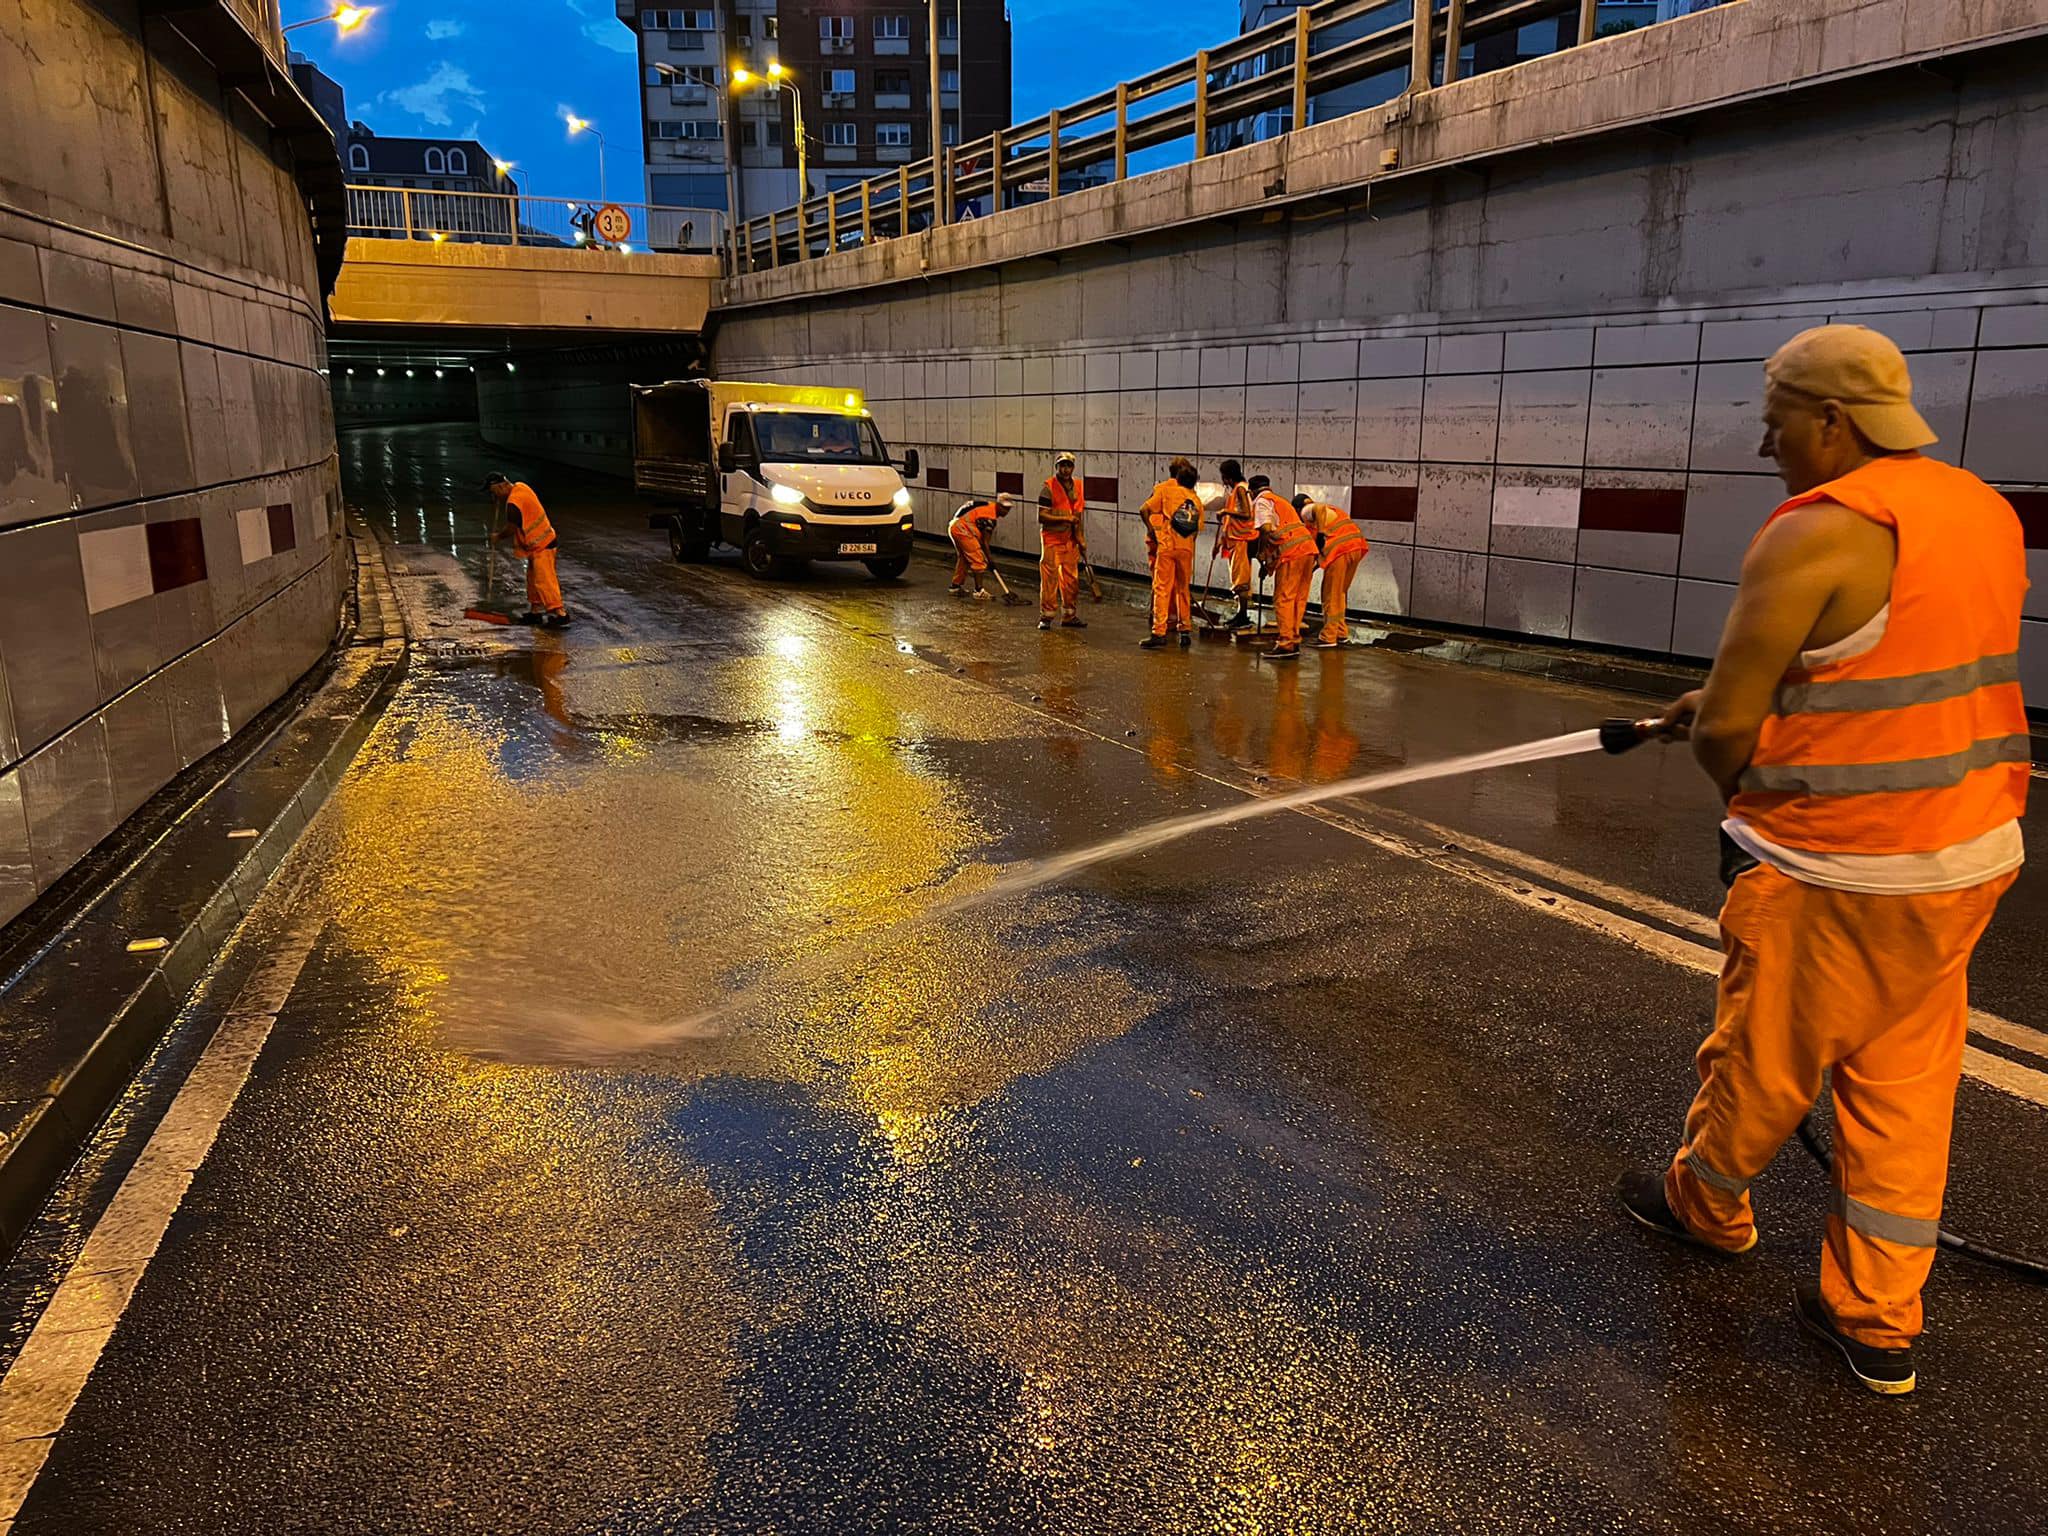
[565,113,608,202]
[283,4,372,33]
[731,61,805,210]
[927,0,943,224]
[653,62,741,247]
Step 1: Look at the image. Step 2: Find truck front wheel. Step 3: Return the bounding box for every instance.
[742,526,779,579]
[864,556,909,581]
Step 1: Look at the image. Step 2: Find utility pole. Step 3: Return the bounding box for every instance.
[927,0,943,221]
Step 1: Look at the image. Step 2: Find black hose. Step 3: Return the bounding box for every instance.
[1795,1108,2048,1283]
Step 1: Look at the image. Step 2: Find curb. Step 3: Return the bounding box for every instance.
[0,522,408,1257]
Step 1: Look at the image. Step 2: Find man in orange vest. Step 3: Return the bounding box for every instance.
[486,472,570,627]
[1293,494,1368,648]
[1139,457,1203,649]
[1257,486,1318,660]
[1214,459,1258,631]
[948,494,1010,599]
[1618,325,2028,1396]
[1036,452,1087,630]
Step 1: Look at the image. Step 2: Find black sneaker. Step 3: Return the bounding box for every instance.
[1616,1169,1757,1255]
[1037,618,1053,630]
[1313,638,1342,649]
[1265,645,1301,661]
[516,610,545,625]
[543,613,573,628]
[1225,610,1251,630]
[1139,635,1168,649]
[1178,631,1192,649]
[1794,1284,1916,1396]
[1061,617,1086,629]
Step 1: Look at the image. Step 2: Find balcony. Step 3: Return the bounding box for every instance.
[668,86,710,106]
[876,145,913,163]
[873,36,909,55]
[873,91,912,110]
[822,91,856,108]
[821,35,853,53]
[822,145,859,162]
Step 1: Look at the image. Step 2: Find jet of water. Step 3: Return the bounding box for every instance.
[939,727,1606,917]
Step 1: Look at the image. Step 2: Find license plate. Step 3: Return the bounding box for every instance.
[838,542,878,555]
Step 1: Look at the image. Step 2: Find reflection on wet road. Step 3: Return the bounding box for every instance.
[11,424,2048,1535]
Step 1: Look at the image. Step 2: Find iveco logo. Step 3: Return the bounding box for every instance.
[839,490,875,501]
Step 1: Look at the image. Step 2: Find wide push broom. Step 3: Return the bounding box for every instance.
[465,514,513,624]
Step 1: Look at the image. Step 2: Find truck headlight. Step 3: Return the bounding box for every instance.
[769,482,806,507]
[892,487,912,509]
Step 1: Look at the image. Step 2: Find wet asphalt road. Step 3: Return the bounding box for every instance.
[9,422,2048,1534]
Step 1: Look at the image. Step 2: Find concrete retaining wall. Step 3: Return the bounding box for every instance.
[0,0,343,926]
[710,28,2048,688]
[475,339,708,479]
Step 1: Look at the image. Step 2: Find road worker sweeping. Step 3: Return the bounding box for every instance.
[948,494,1010,600]
[1140,458,1204,649]
[1037,452,1088,630]
[1214,459,1258,631]
[1617,324,2029,1397]
[1257,485,1317,660]
[1296,494,1368,649]
[485,472,571,627]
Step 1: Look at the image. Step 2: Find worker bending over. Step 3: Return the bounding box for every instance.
[1296,494,1368,648]
[948,494,1010,599]
[1215,459,1258,631]
[485,472,570,627]
[1258,484,1317,659]
[1037,452,1088,630]
[1618,325,2027,1397]
[1139,458,1204,649]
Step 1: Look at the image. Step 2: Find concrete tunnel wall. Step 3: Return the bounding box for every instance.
[475,339,708,478]
[709,40,2048,685]
[0,0,344,927]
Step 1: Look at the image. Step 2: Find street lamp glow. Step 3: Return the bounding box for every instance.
[767,61,786,80]
[283,4,372,33]
[493,159,514,177]
[731,68,755,86]
[566,116,590,135]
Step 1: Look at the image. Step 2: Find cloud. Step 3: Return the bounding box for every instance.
[424,17,465,38]
[379,62,487,127]
[583,19,637,53]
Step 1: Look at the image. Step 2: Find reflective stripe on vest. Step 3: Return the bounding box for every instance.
[1319,516,1365,563]
[509,484,556,557]
[1729,454,2030,855]
[1223,484,1256,540]
[1832,1187,1940,1249]
[1270,504,1315,562]
[1043,477,1083,545]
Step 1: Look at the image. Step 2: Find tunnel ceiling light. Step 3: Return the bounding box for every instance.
[405,368,415,377]
[506,362,516,372]
[435,369,445,378]
[376,367,386,376]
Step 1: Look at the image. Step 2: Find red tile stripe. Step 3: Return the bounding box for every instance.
[926,466,950,490]
[1579,486,1686,536]
[995,471,1025,495]
[266,502,297,555]
[146,519,207,593]
[1352,484,1418,523]
[1085,476,1119,505]
[2008,490,2048,550]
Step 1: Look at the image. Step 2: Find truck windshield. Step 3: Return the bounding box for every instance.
[751,411,889,464]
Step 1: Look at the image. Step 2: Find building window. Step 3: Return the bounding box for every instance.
[733,15,750,39]
[740,122,758,147]
[424,147,445,172]
[819,13,852,49]
[825,68,855,95]
[938,13,958,38]
[824,121,857,147]
[940,66,959,91]
[643,8,713,27]
[874,14,908,38]
[447,148,467,174]
[664,64,718,87]
[941,121,958,145]
[653,119,724,140]
[876,122,912,148]
[348,143,369,171]
[763,15,777,38]
[875,68,912,93]
[763,121,784,147]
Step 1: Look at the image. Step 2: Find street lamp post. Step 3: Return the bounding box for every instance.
[732,62,805,216]
[566,114,608,203]
[653,62,741,247]
[283,4,372,33]
[927,0,942,223]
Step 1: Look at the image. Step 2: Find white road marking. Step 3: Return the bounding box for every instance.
[0,894,326,1524]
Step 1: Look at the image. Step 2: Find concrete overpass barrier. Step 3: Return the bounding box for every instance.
[330,239,721,335]
[708,0,2048,685]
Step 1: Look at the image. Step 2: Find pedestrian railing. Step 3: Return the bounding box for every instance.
[345,186,727,255]
[733,0,1725,272]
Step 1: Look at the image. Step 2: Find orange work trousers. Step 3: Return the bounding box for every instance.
[1271,555,1314,647]
[1041,541,1080,618]
[1226,540,1253,598]
[1150,543,1194,635]
[525,547,565,617]
[1317,551,1362,644]
[950,527,988,584]
[1665,862,2015,1349]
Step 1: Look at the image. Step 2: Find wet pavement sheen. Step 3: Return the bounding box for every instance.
[12,424,2048,1534]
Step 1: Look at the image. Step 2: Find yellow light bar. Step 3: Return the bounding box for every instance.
[715,379,865,414]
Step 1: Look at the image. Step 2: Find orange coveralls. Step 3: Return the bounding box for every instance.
[949,503,999,587]
[504,482,564,618]
[1039,475,1084,619]
[1141,480,1203,637]
[1305,503,1367,644]
[1261,495,1317,648]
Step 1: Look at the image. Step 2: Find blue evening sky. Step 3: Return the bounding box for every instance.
[298,0,1239,200]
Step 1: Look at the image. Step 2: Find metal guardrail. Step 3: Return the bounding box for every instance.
[733,0,1690,272]
[345,186,726,254]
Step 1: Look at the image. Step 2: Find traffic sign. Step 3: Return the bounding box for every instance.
[594,204,632,244]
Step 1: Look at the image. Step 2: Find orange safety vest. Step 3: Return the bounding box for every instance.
[1315,508,1366,568]
[1144,481,1203,558]
[1221,483,1257,544]
[1264,496,1317,564]
[951,502,999,542]
[1730,453,2030,855]
[506,483,557,557]
[1042,476,1084,546]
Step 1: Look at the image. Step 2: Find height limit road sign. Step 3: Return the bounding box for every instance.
[594,204,632,244]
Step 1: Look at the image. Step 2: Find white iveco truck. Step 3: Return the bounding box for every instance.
[631,379,920,580]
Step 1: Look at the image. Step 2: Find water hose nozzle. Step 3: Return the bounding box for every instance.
[1599,717,1658,754]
